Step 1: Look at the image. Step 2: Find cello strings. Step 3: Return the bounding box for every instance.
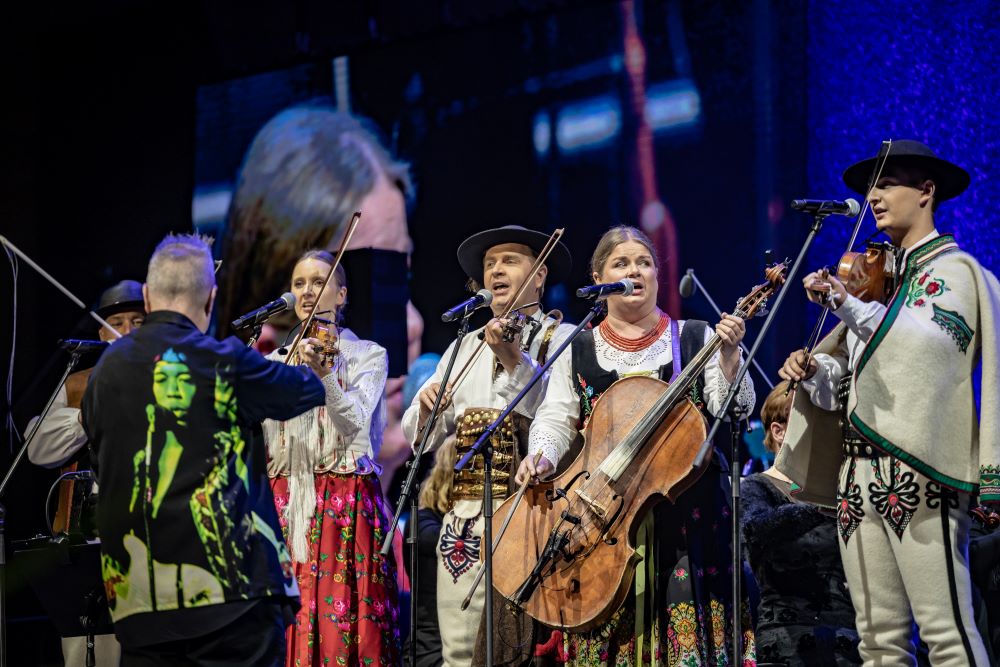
[547,292,764,559]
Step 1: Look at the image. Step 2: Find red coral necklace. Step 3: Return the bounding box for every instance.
[599,312,670,352]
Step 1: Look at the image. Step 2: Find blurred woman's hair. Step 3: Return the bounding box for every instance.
[218,104,412,335]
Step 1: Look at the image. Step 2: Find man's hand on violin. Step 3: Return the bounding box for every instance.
[300,337,332,379]
[715,313,746,381]
[484,317,524,374]
[802,270,848,309]
[778,349,818,383]
[418,381,453,429]
[514,454,554,486]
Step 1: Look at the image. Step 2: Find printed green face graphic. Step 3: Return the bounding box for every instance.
[153,349,195,419]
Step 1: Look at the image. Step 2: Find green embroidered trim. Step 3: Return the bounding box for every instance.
[931,304,974,353]
[856,235,959,378]
[904,268,949,308]
[849,412,976,493]
[908,233,958,267]
[981,465,1000,502]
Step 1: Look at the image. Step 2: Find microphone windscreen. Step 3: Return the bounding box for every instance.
[679,272,695,298]
[281,292,296,308]
[845,198,861,217]
[477,288,493,306]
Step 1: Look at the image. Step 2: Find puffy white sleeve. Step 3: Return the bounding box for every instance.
[799,351,849,412]
[27,385,88,469]
[324,342,388,446]
[701,326,756,420]
[527,350,580,470]
[834,294,886,342]
[401,340,458,452]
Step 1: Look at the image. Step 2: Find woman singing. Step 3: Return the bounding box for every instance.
[520,226,756,665]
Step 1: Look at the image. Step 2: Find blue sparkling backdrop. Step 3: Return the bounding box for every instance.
[807,0,1000,275]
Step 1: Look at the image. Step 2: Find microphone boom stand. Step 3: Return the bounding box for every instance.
[691,212,829,666]
[682,269,774,390]
[380,306,475,667]
[455,300,605,667]
[0,349,84,667]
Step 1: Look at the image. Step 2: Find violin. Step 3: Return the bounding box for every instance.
[811,241,901,306]
[490,263,787,631]
[303,316,339,368]
[283,211,360,364]
[475,301,546,344]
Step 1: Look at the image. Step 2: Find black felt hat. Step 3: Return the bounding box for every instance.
[96,280,145,318]
[456,225,572,284]
[842,139,970,201]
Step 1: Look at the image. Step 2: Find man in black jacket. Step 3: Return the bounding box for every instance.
[83,233,327,666]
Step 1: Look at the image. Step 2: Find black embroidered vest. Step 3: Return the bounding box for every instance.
[571,319,709,428]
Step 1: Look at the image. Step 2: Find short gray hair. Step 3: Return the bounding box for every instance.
[147,233,215,304]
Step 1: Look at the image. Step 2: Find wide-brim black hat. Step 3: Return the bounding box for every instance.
[842,139,970,201]
[96,280,145,318]
[457,225,572,284]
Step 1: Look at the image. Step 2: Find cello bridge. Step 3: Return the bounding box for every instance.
[574,489,608,523]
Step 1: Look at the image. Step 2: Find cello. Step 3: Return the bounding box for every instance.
[489,263,787,632]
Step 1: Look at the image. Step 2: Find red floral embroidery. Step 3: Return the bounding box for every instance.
[905,268,949,308]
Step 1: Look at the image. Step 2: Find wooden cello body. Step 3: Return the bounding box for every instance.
[489,264,785,632]
[491,375,708,631]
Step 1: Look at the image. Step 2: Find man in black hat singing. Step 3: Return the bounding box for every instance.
[26,279,146,666]
[401,225,575,667]
[776,140,1000,665]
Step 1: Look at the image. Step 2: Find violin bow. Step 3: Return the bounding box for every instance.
[460,451,542,610]
[283,212,361,364]
[447,228,565,395]
[786,140,893,394]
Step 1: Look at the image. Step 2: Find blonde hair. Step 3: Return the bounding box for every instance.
[419,435,457,514]
[761,381,793,453]
[294,249,348,323]
[589,225,659,279]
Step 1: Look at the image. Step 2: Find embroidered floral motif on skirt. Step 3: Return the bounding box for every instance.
[550,470,756,666]
[271,473,400,667]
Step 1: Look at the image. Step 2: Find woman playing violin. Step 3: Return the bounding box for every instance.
[262,249,400,667]
[522,225,756,666]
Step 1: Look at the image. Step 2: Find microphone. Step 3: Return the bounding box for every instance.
[576,279,635,300]
[58,339,109,353]
[676,268,775,390]
[790,198,861,217]
[679,270,695,298]
[441,289,493,323]
[231,292,296,330]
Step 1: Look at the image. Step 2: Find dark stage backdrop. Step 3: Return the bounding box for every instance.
[2,1,1000,663]
[193,0,808,382]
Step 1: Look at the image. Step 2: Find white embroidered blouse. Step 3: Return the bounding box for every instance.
[261,327,388,562]
[528,320,756,468]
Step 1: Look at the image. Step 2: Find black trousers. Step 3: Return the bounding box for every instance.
[121,601,288,667]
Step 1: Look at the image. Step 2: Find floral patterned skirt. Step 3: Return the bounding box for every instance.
[271,473,400,667]
[550,466,756,667]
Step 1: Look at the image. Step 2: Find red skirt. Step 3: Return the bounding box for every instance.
[271,473,400,667]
